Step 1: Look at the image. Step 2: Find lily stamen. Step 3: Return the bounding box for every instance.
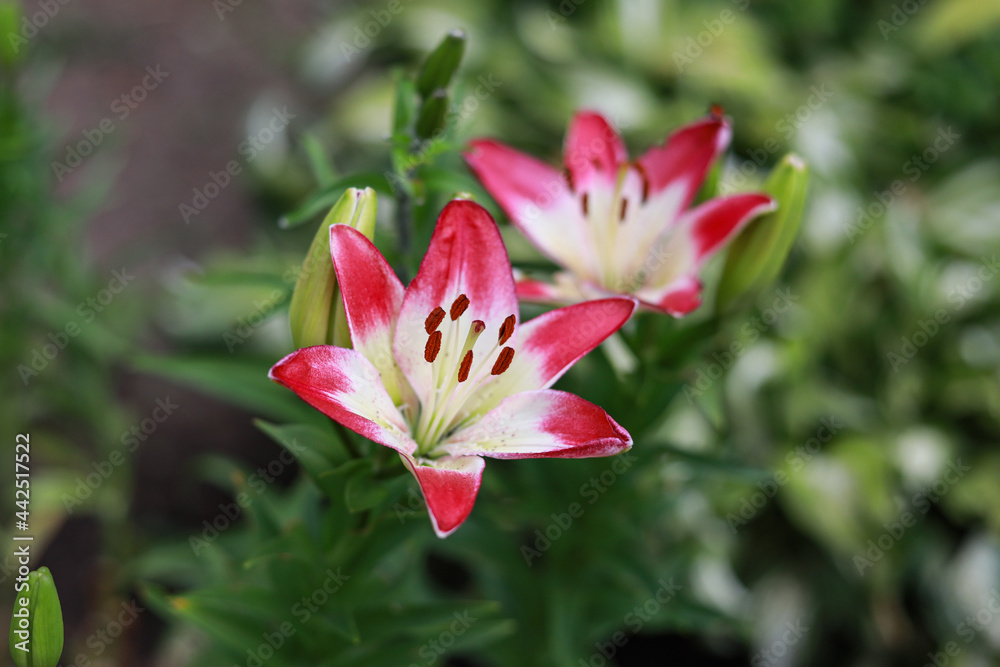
[457,351,474,382]
[424,330,442,362]
[449,294,470,320]
[491,347,515,375]
[498,314,516,345]
[425,306,446,334]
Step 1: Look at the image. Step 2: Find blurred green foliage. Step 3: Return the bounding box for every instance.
[0,0,142,628]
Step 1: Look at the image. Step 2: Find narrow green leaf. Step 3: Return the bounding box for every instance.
[278,174,391,229]
[131,354,318,423]
[302,132,337,188]
[255,420,349,469]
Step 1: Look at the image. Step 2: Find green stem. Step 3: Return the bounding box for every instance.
[395,181,414,283]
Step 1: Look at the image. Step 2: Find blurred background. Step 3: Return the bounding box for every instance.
[2,0,1000,665]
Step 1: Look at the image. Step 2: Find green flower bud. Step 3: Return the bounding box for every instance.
[9,567,64,667]
[415,89,449,140]
[288,187,377,349]
[716,154,809,312]
[416,29,466,99]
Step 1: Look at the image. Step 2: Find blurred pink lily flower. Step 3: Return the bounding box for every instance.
[269,199,635,537]
[465,109,777,316]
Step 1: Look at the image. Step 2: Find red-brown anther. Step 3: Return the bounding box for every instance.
[582,193,589,216]
[498,314,516,345]
[634,162,650,203]
[457,350,474,382]
[710,103,725,119]
[450,294,470,320]
[491,346,515,375]
[563,167,574,192]
[424,330,442,363]
[425,307,446,334]
[619,197,629,222]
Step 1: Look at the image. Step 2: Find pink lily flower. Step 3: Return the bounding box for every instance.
[464,109,777,316]
[269,199,635,537]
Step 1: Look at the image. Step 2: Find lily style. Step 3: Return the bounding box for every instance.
[269,199,635,537]
[465,109,777,316]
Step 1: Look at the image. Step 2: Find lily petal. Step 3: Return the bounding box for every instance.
[464,297,635,415]
[441,389,632,459]
[400,454,485,538]
[635,193,776,316]
[514,275,566,304]
[636,114,730,209]
[564,111,627,191]
[512,268,586,305]
[269,346,417,456]
[464,140,595,278]
[330,224,414,409]
[394,200,518,406]
[638,274,704,316]
[688,193,777,262]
